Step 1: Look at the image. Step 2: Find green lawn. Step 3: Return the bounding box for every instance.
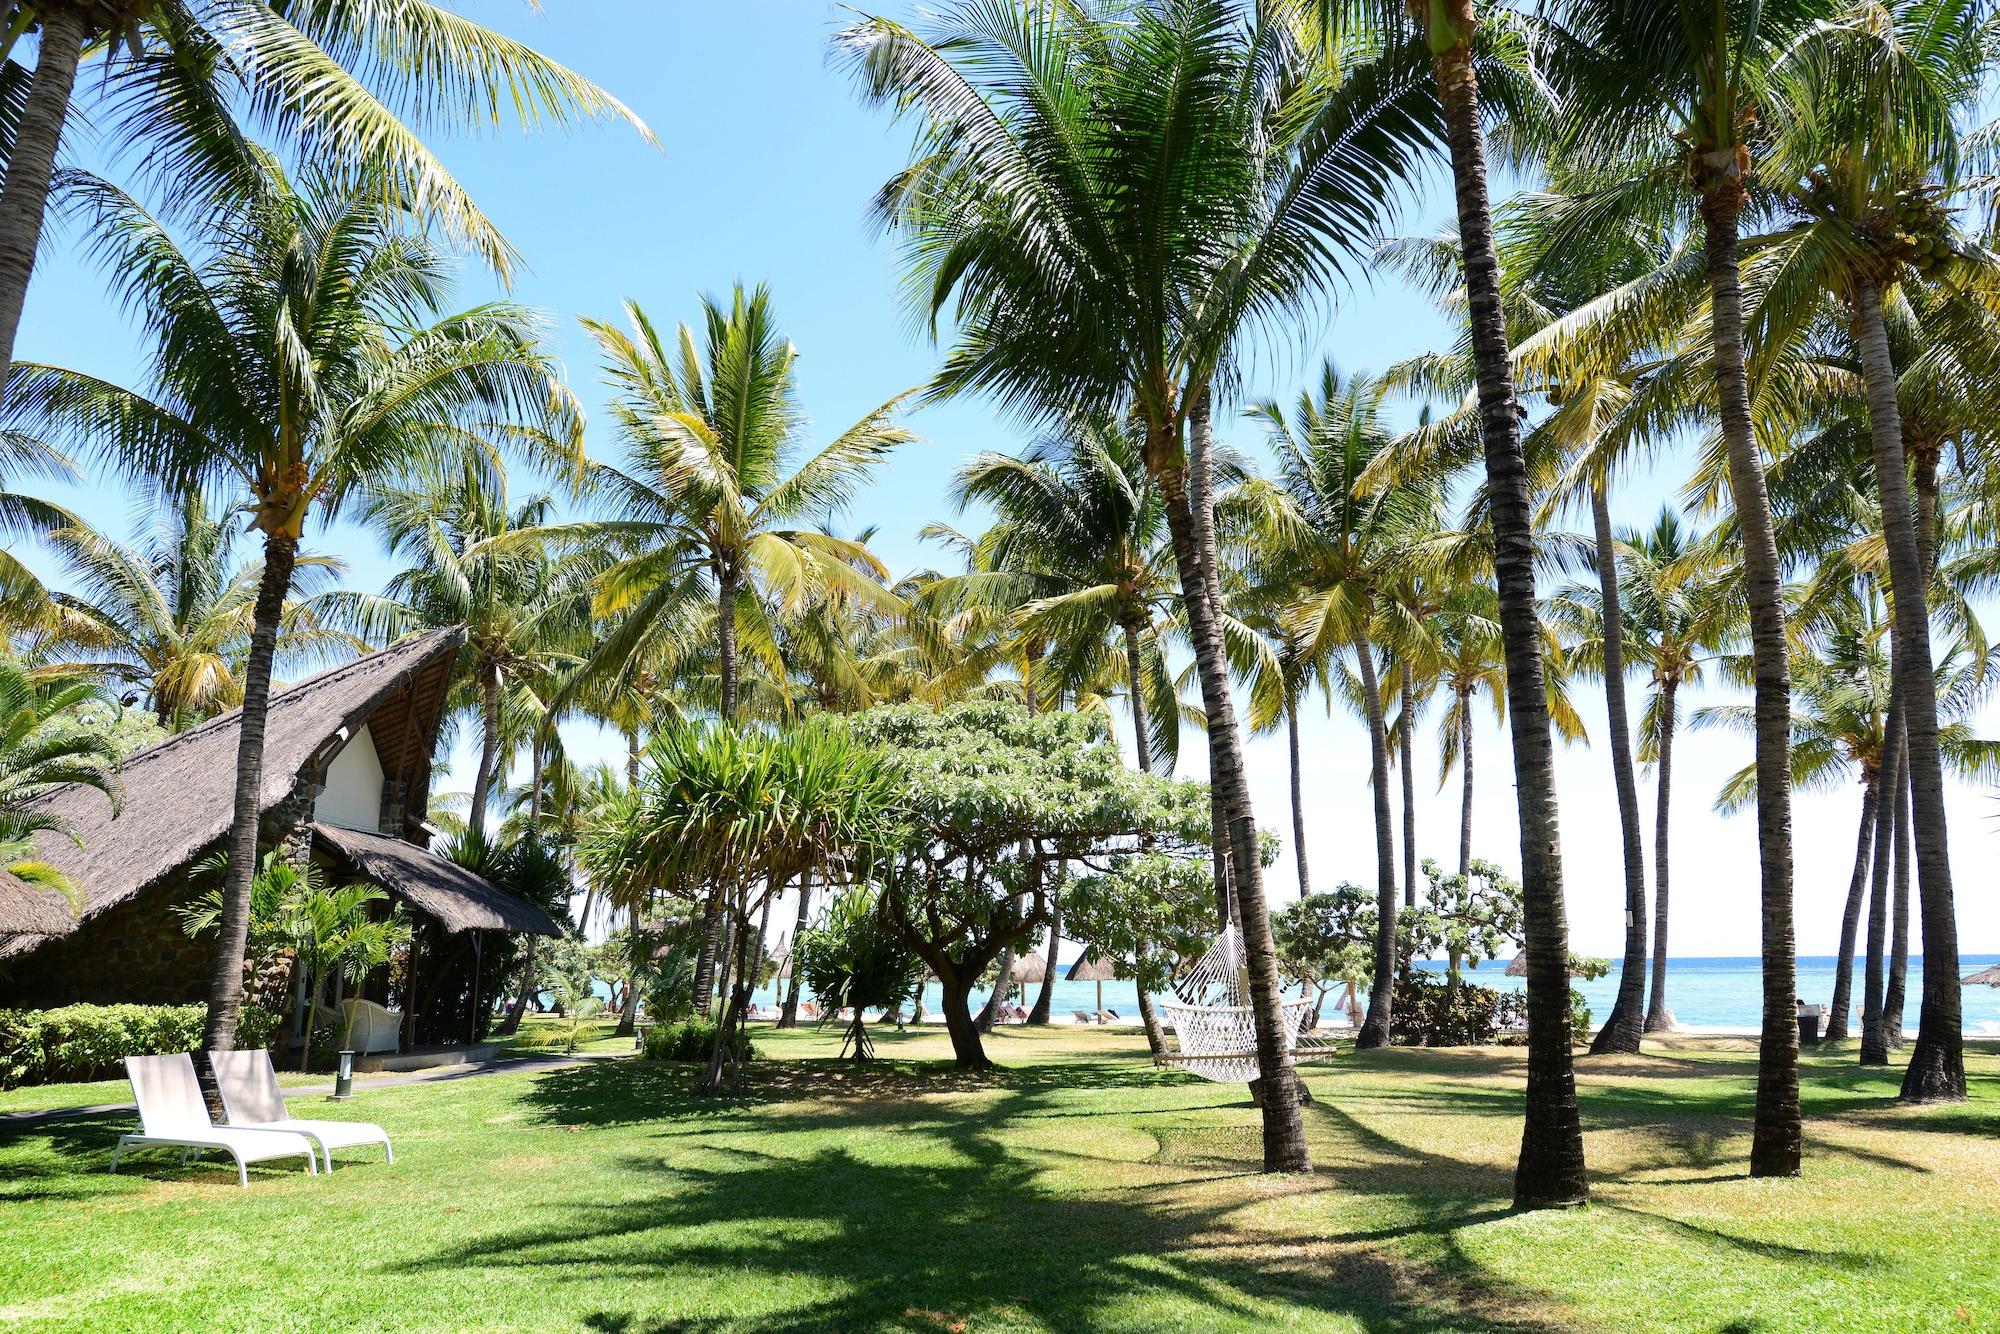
[0,1025,1994,1332]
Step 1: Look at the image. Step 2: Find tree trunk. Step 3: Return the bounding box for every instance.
[1823,772,1880,1044]
[939,974,990,1071]
[1431,12,1587,1207]
[1121,608,1153,774]
[1160,398,1309,1173]
[690,900,721,1020]
[1135,983,1168,1060]
[616,908,643,1037]
[1589,483,1649,1056]
[1399,659,1418,909]
[1353,635,1399,1050]
[716,559,740,723]
[0,5,85,407]
[1029,891,1060,1025]
[529,732,544,834]
[1860,712,1900,1066]
[498,933,538,1037]
[200,532,300,1054]
[1885,737,1912,1052]
[1852,281,1962,1101]
[469,670,502,836]
[1701,188,1800,1177]
[1457,699,1474,881]
[1287,694,1310,896]
[977,946,1013,1032]
[1644,679,1679,1033]
[779,871,812,1028]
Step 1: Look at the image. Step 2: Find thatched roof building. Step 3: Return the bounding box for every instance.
[1963,964,2000,987]
[0,628,556,1015]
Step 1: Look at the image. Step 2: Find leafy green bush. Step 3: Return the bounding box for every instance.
[1390,974,1525,1046]
[642,1017,757,1064]
[0,1003,280,1089]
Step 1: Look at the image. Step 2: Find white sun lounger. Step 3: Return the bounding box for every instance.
[208,1048,394,1172]
[113,1054,319,1188]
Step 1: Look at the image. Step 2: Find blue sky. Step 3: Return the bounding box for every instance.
[12,1,1998,959]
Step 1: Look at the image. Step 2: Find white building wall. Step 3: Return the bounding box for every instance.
[313,724,386,832]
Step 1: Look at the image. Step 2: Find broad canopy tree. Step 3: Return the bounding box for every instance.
[848,701,1213,1072]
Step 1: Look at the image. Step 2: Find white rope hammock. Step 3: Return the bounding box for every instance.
[1157,923,1336,1084]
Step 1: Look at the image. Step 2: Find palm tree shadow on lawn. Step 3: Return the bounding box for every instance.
[411,1058,1572,1332]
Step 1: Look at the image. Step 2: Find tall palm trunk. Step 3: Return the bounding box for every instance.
[0,6,86,405]
[200,533,300,1053]
[716,559,740,723]
[977,946,1013,1031]
[1134,983,1168,1059]
[1457,699,1474,881]
[690,901,722,1020]
[1399,662,1417,908]
[1860,709,1900,1066]
[1287,694,1310,895]
[1121,609,1153,774]
[1824,770,1881,1044]
[1700,188,1800,1177]
[1353,635,1399,1050]
[778,870,812,1028]
[1885,744,1912,1051]
[1589,483,1649,1055]
[1029,891,1059,1025]
[1852,281,1962,1100]
[469,670,502,835]
[1644,680,1679,1032]
[616,905,644,1036]
[499,934,538,1036]
[1159,397,1309,1172]
[1430,2,1586,1207]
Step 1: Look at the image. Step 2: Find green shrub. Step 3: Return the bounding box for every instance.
[1390,974,1526,1046]
[0,1003,280,1089]
[642,1017,758,1064]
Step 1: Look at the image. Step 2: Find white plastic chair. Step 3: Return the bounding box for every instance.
[113,1054,318,1188]
[208,1048,394,1172]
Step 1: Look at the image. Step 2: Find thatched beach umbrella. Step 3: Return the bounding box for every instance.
[1007,951,1046,1002]
[1962,964,2000,986]
[1066,951,1119,1016]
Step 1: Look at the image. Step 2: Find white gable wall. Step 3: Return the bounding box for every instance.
[314,724,385,832]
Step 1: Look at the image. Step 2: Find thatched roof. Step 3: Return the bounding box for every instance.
[1007,951,1047,985]
[1504,953,1528,977]
[0,870,78,937]
[1962,964,2000,986]
[0,628,463,954]
[313,823,558,936]
[1066,951,1120,982]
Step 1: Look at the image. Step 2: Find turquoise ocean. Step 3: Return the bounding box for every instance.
[747,954,2000,1035]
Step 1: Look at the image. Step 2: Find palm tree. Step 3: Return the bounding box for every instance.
[1554,509,1740,1032]
[1301,0,1590,1204]
[1429,586,1507,880]
[1246,364,1447,1050]
[1534,0,1836,1180]
[572,287,914,725]
[40,491,353,730]
[0,166,583,1054]
[0,0,650,410]
[1756,0,1985,1102]
[319,452,599,834]
[0,654,119,904]
[939,421,1181,773]
[842,0,1445,1171]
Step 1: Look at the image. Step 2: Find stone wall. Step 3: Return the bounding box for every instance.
[0,871,212,1007]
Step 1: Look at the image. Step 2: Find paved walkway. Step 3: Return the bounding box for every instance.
[0,1049,631,1131]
